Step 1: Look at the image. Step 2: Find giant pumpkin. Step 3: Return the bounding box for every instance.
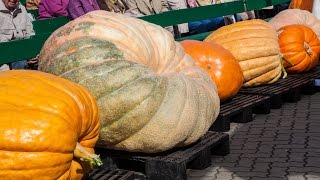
[180,40,243,102]
[204,19,282,87]
[278,25,320,73]
[269,9,320,39]
[289,0,314,12]
[38,11,220,153]
[0,70,101,179]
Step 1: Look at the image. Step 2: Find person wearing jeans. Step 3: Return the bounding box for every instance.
[188,17,225,35]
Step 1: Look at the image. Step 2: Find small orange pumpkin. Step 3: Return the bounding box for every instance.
[278,25,320,73]
[289,0,314,12]
[180,40,244,102]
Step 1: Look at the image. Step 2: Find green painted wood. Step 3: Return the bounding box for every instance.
[246,0,291,10]
[245,0,270,11]
[20,0,26,6]
[33,16,69,35]
[176,32,212,42]
[139,1,245,27]
[0,34,50,64]
[271,0,291,5]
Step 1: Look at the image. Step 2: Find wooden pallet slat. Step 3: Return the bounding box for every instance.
[210,94,270,132]
[85,168,135,180]
[94,131,229,180]
[239,68,320,109]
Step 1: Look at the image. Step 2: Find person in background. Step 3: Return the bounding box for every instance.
[67,0,100,20]
[122,0,174,34]
[0,0,35,70]
[167,0,189,38]
[37,0,69,19]
[97,0,127,13]
[186,0,225,35]
[26,0,40,10]
[220,0,255,21]
[123,0,169,17]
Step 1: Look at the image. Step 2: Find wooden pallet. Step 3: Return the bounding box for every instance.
[85,168,135,180]
[239,70,320,109]
[210,94,270,132]
[95,131,229,180]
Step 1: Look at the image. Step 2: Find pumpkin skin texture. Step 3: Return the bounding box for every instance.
[204,19,282,87]
[0,70,100,180]
[278,25,320,73]
[38,11,220,153]
[289,0,314,12]
[269,9,320,39]
[180,40,243,102]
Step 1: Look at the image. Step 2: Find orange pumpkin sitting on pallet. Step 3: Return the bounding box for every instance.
[204,19,282,87]
[0,70,101,180]
[180,40,244,102]
[278,25,320,73]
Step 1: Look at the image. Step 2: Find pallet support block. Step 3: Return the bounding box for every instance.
[146,161,187,180]
[211,137,230,156]
[188,147,212,170]
[270,94,283,109]
[282,88,301,103]
[252,99,271,114]
[210,117,230,132]
[301,81,317,95]
[231,108,252,123]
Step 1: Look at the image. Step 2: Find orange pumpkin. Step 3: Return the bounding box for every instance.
[204,19,282,87]
[0,70,101,179]
[279,25,320,73]
[180,40,243,102]
[289,0,314,12]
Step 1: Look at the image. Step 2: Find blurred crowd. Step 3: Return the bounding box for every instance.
[0,0,289,71]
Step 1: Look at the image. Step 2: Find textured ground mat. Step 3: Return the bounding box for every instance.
[85,168,135,180]
[95,131,229,180]
[210,94,271,132]
[239,67,320,109]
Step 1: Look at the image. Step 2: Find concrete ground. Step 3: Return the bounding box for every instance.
[187,92,320,180]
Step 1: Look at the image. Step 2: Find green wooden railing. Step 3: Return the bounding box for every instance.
[140,1,244,27]
[0,0,291,65]
[33,16,69,34]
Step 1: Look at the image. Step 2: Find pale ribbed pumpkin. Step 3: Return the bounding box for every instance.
[279,25,320,73]
[269,9,320,39]
[38,11,220,153]
[180,40,244,102]
[0,70,101,180]
[204,19,282,87]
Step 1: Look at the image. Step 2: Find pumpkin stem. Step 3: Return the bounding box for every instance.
[279,55,288,79]
[281,63,288,79]
[304,41,313,56]
[74,142,103,168]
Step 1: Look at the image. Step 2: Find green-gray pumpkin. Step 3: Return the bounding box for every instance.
[38,11,220,153]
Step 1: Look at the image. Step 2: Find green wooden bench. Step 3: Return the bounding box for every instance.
[0,0,291,65]
[0,16,69,64]
[33,16,69,35]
